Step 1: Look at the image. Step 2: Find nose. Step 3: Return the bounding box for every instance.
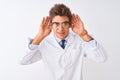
[58,25,64,31]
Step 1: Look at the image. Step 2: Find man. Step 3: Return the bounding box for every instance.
[20,3,106,80]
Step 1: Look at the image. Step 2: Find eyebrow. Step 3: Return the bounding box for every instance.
[52,22,59,24]
[52,21,69,23]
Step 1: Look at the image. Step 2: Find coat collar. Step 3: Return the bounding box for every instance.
[45,31,75,50]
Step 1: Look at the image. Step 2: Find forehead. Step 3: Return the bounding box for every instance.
[52,16,69,22]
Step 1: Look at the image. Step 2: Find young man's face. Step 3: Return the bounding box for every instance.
[51,16,70,39]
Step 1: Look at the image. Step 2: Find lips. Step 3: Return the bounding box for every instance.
[57,32,65,35]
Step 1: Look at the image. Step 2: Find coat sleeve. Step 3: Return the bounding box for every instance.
[83,40,107,63]
[20,38,42,65]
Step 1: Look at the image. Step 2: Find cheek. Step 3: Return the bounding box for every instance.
[65,27,70,31]
[52,27,57,33]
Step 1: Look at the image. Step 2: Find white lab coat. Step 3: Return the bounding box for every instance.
[20,31,106,80]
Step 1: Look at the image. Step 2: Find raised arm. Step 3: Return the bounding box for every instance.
[20,16,52,65]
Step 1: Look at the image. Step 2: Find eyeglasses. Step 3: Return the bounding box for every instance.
[52,21,70,27]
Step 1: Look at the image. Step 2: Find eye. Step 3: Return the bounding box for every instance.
[52,22,59,27]
[62,21,69,26]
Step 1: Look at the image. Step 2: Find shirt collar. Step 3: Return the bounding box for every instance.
[54,32,70,43]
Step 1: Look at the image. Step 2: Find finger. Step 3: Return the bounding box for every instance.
[71,14,76,23]
[46,16,51,26]
[45,16,51,27]
[71,14,76,27]
[40,17,45,27]
[76,14,80,21]
[41,17,45,24]
[47,17,52,28]
[43,17,47,25]
[45,16,49,25]
[44,16,49,25]
[76,14,82,22]
[73,14,79,23]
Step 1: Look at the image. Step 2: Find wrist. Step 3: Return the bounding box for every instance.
[32,33,45,45]
[79,30,88,37]
[82,34,94,42]
[79,30,93,42]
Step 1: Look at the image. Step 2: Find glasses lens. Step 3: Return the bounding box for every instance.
[62,21,69,26]
[52,22,59,27]
[52,21,69,27]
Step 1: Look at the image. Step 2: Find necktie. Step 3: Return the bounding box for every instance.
[60,40,65,49]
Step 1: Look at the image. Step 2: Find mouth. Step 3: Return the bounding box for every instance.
[57,32,65,35]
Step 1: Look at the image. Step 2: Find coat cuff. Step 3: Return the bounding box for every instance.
[27,37,39,50]
[82,39,97,48]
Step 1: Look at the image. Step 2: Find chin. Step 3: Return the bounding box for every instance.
[57,35,66,39]
[56,33,67,39]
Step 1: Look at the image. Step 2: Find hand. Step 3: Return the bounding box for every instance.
[39,16,52,37]
[71,14,93,42]
[71,14,86,36]
[32,16,52,44]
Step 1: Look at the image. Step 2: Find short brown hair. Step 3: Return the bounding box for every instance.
[49,4,72,22]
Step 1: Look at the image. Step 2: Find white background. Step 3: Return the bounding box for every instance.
[0,0,120,80]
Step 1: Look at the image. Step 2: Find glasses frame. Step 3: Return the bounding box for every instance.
[51,21,70,27]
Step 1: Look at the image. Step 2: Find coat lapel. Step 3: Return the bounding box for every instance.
[64,32,75,50]
[46,31,75,50]
[47,32,63,50]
